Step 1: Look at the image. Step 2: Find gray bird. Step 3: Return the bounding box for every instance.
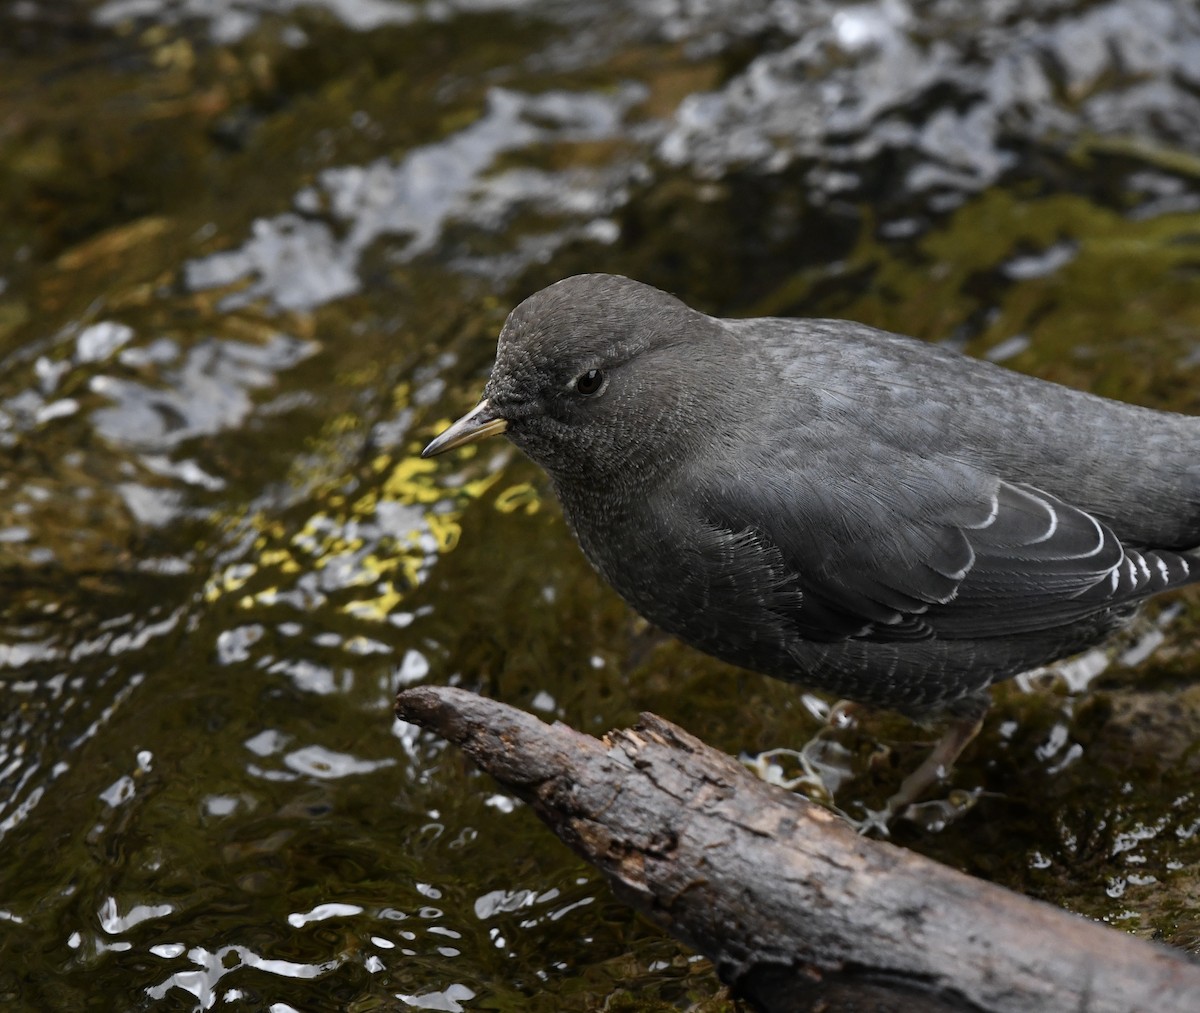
[422,273,1200,817]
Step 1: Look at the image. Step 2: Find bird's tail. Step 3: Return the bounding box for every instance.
[1119,547,1199,599]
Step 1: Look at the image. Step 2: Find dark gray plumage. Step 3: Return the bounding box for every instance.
[424,273,1200,719]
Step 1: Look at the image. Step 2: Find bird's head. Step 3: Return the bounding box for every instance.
[422,274,728,489]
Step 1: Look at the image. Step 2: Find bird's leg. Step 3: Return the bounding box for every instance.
[853,692,990,835]
[881,710,984,820]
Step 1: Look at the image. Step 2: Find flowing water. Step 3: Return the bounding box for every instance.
[1,0,1199,1009]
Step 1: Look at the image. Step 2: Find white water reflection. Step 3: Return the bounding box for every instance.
[99,895,175,934]
[91,334,319,451]
[288,901,365,927]
[243,729,397,778]
[144,943,341,1007]
[396,983,476,1012]
[660,0,1200,198]
[283,743,397,778]
[186,85,643,311]
[94,0,540,44]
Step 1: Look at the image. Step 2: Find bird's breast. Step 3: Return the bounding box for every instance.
[555,484,803,675]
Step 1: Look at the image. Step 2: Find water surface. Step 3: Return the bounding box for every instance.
[2,0,1199,1009]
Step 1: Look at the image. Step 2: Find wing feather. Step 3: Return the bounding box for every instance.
[702,461,1197,645]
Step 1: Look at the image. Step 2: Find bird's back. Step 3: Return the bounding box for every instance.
[736,317,1200,551]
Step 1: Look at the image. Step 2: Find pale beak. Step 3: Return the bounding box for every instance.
[421,399,509,458]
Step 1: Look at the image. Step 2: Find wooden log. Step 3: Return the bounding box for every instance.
[394,685,1200,1013]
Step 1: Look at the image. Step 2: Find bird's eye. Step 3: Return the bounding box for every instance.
[573,368,605,396]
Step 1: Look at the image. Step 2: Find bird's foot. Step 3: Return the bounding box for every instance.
[853,787,984,837]
[850,711,986,835]
[746,701,988,834]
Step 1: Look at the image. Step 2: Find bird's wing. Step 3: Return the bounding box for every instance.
[701,456,1193,643]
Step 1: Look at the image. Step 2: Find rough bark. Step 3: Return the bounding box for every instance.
[395,685,1200,1013]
